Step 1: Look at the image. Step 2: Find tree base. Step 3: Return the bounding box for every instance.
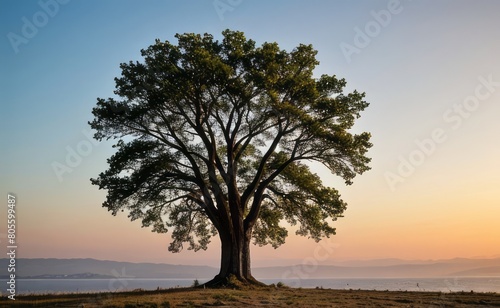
[201,274,267,289]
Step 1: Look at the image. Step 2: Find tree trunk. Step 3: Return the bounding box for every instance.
[242,228,262,285]
[203,225,264,287]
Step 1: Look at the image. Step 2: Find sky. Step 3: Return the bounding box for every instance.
[1,0,499,268]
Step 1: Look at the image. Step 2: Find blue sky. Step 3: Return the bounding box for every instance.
[1,0,500,265]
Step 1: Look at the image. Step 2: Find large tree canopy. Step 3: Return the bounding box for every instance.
[90,30,371,286]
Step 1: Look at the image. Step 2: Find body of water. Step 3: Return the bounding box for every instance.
[5,277,500,295]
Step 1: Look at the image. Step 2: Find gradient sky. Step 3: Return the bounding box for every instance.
[1,0,499,267]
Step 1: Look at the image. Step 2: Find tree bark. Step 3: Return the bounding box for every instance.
[203,223,264,287]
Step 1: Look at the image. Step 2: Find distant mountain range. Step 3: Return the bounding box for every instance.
[0,258,216,279]
[1,257,499,279]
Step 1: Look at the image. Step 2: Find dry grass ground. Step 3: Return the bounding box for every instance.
[2,286,500,307]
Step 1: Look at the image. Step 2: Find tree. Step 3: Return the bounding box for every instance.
[89,30,372,286]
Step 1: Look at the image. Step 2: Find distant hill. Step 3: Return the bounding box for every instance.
[252,259,500,278]
[0,258,217,279]
[1,257,499,279]
[449,266,500,277]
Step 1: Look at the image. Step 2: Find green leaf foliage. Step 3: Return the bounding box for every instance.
[89,30,372,252]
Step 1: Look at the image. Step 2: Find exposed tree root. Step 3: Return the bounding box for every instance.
[201,274,268,289]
